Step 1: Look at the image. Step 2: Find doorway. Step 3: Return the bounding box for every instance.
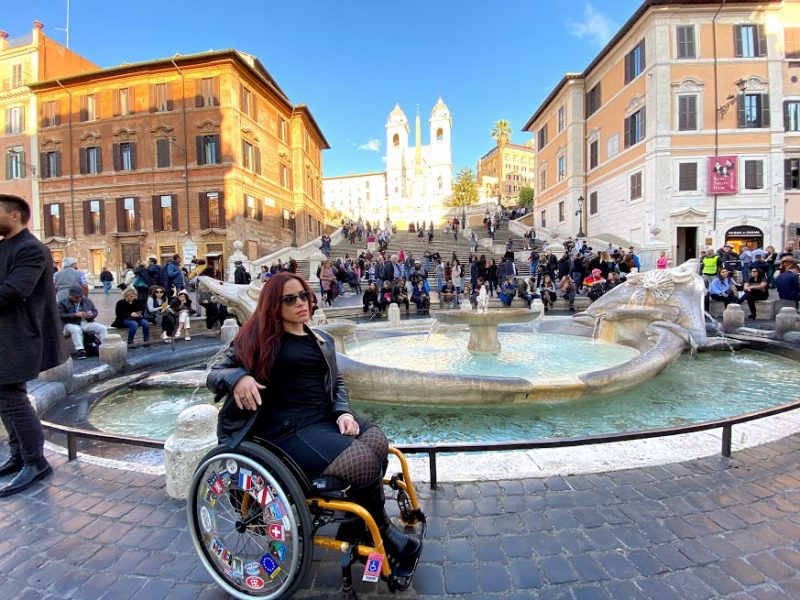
[676,227,698,264]
[120,243,141,269]
[90,249,104,279]
[724,225,763,254]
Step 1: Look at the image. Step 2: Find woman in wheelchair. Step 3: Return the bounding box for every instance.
[206,272,422,575]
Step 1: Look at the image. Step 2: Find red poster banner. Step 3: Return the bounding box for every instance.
[708,156,737,195]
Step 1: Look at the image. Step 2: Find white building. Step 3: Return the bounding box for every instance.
[324,98,454,228]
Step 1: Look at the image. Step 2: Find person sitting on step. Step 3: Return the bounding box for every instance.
[171,290,196,340]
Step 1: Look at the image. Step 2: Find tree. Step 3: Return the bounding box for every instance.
[518,186,534,209]
[447,167,480,208]
[491,120,512,148]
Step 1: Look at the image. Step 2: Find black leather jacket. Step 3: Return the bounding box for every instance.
[207,325,352,447]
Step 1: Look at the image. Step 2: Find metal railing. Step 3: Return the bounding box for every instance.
[41,397,800,488]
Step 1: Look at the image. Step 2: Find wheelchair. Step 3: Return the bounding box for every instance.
[187,438,426,599]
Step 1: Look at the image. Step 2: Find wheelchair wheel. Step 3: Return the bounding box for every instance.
[187,441,313,599]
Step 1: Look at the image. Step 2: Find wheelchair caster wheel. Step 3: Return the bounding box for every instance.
[188,442,313,599]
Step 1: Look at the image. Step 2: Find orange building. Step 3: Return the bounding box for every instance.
[0,21,96,237]
[523,0,797,268]
[30,50,328,281]
[477,141,536,206]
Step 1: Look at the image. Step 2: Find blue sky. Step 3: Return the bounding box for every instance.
[9,1,641,176]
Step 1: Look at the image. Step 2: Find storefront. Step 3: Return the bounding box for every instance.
[724,226,763,254]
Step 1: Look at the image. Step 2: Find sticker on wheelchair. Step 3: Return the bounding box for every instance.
[238,468,253,490]
[201,484,219,507]
[231,557,244,579]
[363,553,384,583]
[269,540,286,562]
[267,523,284,541]
[200,506,216,534]
[225,458,238,474]
[266,499,284,520]
[252,485,273,506]
[259,553,282,579]
[207,472,224,496]
[245,575,265,590]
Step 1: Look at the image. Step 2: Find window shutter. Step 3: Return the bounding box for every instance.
[761,94,770,127]
[785,101,790,131]
[624,115,631,148]
[113,143,121,171]
[737,95,745,128]
[4,109,10,134]
[241,139,247,168]
[166,82,174,112]
[624,52,631,84]
[99,200,106,235]
[734,25,743,57]
[96,147,103,173]
[57,203,66,237]
[113,89,120,117]
[44,207,53,237]
[133,197,141,231]
[40,107,47,129]
[54,152,62,177]
[757,25,767,57]
[256,198,263,221]
[156,138,169,168]
[127,87,135,115]
[756,161,764,188]
[196,136,205,166]
[54,101,61,126]
[240,83,245,112]
[79,147,88,175]
[130,142,137,170]
[199,192,209,229]
[152,195,163,232]
[4,154,10,180]
[83,200,92,234]
[116,198,126,232]
[40,152,48,178]
[219,191,226,225]
[19,151,25,178]
[213,77,220,106]
[79,96,88,122]
[640,41,646,71]
[171,194,179,230]
[213,134,221,163]
[19,108,24,132]
[194,79,203,107]
[149,85,156,113]
[251,96,257,121]
[641,107,646,139]
[254,146,261,174]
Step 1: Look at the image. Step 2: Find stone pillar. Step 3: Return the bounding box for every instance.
[227,240,250,283]
[99,334,127,371]
[387,303,400,326]
[722,303,745,333]
[311,305,327,326]
[220,318,240,345]
[775,307,800,341]
[165,404,219,499]
[39,357,75,393]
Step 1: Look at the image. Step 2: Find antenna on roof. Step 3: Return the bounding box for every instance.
[54,0,70,48]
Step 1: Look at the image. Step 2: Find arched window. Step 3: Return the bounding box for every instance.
[436,128,443,142]
[393,133,400,146]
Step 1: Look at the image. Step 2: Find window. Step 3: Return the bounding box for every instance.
[11,63,23,88]
[5,148,25,179]
[678,95,698,131]
[540,210,546,228]
[586,84,601,116]
[153,194,177,231]
[678,163,698,191]
[624,40,646,84]
[196,135,221,165]
[80,94,98,122]
[244,195,262,220]
[242,141,253,170]
[196,77,219,107]
[240,85,256,119]
[589,191,598,215]
[41,150,62,178]
[156,138,171,168]
[113,142,136,171]
[436,127,443,141]
[41,100,60,127]
[785,101,800,132]
[676,25,696,59]
[557,106,565,132]
[79,146,102,175]
[785,158,800,189]
[45,203,65,237]
[115,87,134,116]
[744,160,764,189]
[624,108,646,148]
[586,140,598,169]
[116,197,139,233]
[201,191,224,229]
[83,199,104,235]
[539,167,547,191]
[280,163,291,188]
[630,172,642,200]
[786,28,800,59]
[557,156,566,181]
[734,24,766,58]
[149,83,173,113]
[738,94,770,128]
[537,124,548,150]
[558,201,565,222]
[278,117,288,142]
[5,106,24,134]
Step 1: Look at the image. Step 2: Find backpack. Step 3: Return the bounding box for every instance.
[83,331,102,357]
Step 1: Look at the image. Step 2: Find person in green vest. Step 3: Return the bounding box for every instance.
[699,247,721,287]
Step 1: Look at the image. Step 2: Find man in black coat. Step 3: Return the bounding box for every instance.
[0,195,66,497]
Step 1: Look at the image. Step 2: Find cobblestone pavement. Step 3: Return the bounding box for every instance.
[1,434,800,599]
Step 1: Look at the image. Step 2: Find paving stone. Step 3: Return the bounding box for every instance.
[477,563,511,593]
[572,585,612,600]
[443,564,478,594]
[509,559,543,589]
[603,580,650,599]
[442,538,473,562]
[539,555,579,584]
[718,557,768,586]
[568,555,608,582]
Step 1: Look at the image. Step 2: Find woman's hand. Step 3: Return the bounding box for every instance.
[337,414,359,436]
[232,376,265,411]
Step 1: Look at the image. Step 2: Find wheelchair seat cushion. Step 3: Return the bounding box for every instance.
[310,475,351,499]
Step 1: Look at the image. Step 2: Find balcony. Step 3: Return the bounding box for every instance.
[2,77,29,91]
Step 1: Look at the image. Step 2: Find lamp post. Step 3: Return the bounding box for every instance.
[290,209,297,247]
[575,196,585,239]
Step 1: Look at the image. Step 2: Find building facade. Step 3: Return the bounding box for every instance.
[524,0,795,269]
[323,98,454,229]
[29,50,328,281]
[477,141,536,206]
[0,21,96,237]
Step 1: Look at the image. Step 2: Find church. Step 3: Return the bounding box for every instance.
[323,98,454,229]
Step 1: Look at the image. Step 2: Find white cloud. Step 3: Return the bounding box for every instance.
[567,3,616,48]
[358,138,381,152]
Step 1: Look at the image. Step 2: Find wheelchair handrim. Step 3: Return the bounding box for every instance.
[187,453,304,599]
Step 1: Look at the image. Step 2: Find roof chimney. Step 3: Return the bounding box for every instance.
[0,31,8,53]
[32,21,44,46]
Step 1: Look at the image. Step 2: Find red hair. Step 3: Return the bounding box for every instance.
[233,272,314,382]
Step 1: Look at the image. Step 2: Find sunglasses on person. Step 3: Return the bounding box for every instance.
[155,290,164,294]
[281,291,311,306]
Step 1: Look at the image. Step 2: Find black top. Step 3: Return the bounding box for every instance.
[113,298,147,325]
[256,332,329,438]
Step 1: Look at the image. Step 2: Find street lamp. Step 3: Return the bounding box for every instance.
[575,196,585,239]
[289,209,297,247]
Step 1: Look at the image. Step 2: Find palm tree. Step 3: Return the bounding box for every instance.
[491,119,512,148]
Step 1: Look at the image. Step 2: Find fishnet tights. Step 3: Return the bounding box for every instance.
[322,425,388,490]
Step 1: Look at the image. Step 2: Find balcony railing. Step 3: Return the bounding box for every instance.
[2,77,29,91]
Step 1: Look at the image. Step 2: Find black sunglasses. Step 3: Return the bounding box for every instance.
[281,291,311,306]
